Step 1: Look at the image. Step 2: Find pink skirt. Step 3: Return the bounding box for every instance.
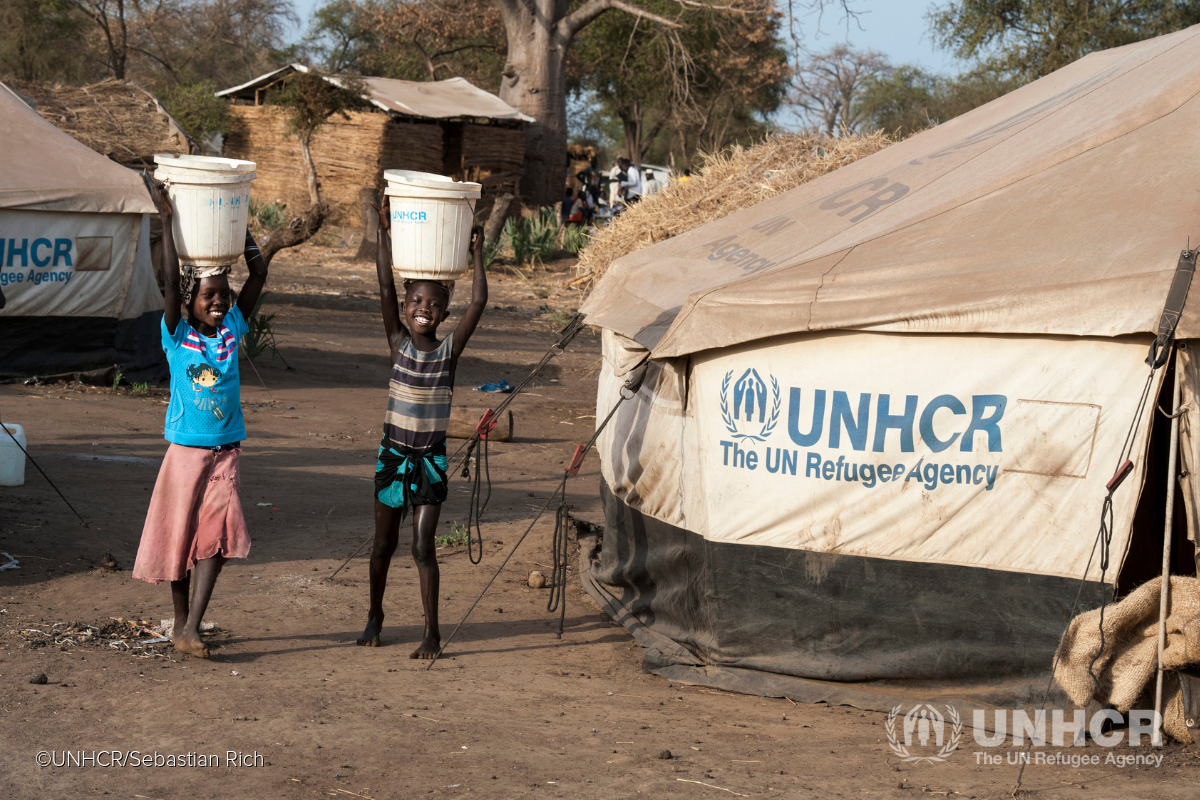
[133,443,250,584]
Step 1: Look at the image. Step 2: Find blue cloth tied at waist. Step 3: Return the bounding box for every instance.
[374,437,448,515]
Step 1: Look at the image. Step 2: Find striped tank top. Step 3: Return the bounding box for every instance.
[384,333,454,452]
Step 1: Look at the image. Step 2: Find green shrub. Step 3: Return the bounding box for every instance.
[248,198,287,237]
[561,223,589,255]
[436,521,470,548]
[242,292,280,362]
[483,236,503,270]
[503,207,561,265]
[158,82,229,143]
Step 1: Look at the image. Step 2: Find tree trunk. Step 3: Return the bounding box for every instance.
[619,108,642,165]
[355,188,379,262]
[113,0,127,80]
[298,131,321,207]
[259,203,329,266]
[484,192,515,244]
[491,0,681,206]
[496,0,570,207]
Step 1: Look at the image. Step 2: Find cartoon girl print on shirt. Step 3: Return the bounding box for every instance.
[186,363,225,420]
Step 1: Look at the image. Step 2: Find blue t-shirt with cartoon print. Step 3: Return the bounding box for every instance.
[162,306,247,447]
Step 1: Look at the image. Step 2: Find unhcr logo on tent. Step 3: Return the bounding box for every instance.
[719,368,780,442]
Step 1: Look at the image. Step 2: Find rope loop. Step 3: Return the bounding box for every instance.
[465,434,490,565]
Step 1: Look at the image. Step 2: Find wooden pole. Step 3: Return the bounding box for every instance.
[1154,350,1182,746]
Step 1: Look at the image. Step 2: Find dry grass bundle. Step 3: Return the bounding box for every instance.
[8,79,189,169]
[572,131,892,289]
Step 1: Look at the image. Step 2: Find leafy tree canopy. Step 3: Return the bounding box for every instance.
[929,0,1200,80]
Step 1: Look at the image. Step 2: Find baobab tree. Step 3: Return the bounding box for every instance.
[493,0,855,203]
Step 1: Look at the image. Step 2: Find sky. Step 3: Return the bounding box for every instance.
[287,0,962,76]
[800,1,960,74]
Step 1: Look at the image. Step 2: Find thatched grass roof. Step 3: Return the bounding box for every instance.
[573,131,893,290]
[7,79,190,170]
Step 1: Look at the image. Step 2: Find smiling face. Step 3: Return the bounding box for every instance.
[190,275,232,333]
[403,280,449,337]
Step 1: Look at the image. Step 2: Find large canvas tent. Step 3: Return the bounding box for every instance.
[0,83,162,380]
[579,27,1200,710]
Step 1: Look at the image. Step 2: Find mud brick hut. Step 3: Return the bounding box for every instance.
[216,65,532,228]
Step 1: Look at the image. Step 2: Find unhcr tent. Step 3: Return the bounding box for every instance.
[579,27,1200,710]
[0,83,162,380]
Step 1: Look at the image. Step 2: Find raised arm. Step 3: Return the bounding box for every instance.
[452,226,488,360]
[236,231,268,320]
[150,181,182,335]
[372,197,407,355]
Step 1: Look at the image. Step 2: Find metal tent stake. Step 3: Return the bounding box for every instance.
[1153,348,1183,746]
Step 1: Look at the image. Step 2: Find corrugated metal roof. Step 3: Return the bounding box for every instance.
[216,65,532,124]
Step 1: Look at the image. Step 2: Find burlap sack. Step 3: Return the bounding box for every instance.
[1053,576,1200,742]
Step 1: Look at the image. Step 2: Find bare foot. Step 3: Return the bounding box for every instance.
[409,634,440,660]
[357,616,383,647]
[171,619,186,643]
[173,630,209,658]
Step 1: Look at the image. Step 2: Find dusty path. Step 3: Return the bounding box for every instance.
[1,246,1198,798]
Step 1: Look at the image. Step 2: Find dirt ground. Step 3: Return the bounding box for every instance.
[2,245,1199,799]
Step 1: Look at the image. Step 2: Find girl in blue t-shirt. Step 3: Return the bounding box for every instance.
[131,180,268,659]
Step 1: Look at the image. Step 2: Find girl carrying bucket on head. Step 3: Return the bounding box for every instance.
[357,197,487,658]
[132,181,268,659]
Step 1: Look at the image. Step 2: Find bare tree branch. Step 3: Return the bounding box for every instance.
[559,0,682,42]
[788,44,889,135]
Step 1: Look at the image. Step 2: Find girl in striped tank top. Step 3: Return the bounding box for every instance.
[358,199,488,658]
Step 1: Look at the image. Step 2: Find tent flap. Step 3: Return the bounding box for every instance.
[0,83,155,214]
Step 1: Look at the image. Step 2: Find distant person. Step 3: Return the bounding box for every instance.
[679,168,693,185]
[560,187,576,225]
[585,171,603,204]
[643,170,658,196]
[358,199,488,659]
[132,181,269,659]
[618,157,642,205]
[566,190,587,226]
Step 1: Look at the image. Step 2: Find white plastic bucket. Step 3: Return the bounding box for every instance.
[0,423,26,487]
[153,154,257,269]
[383,170,481,282]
